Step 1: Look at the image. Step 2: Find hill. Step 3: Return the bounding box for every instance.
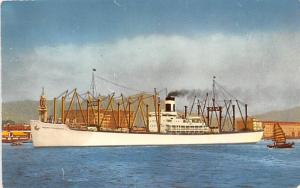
[2,100,39,124]
[2,96,159,124]
[255,106,300,122]
[3,100,300,124]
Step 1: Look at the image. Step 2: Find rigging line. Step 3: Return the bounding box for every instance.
[215,81,235,100]
[215,81,247,105]
[219,87,235,103]
[222,100,233,130]
[79,92,89,96]
[217,84,230,101]
[157,88,168,95]
[215,81,236,99]
[197,92,208,106]
[189,96,197,115]
[78,92,95,101]
[126,92,149,98]
[98,93,116,99]
[56,90,68,99]
[95,75,151,93]
[113,94,140,101]
[77,94,86,101]
[114,93,141,100]
[65,89,75,99]
[214,85,220,107]
[100,93,114,101]
[134,95,154,101]
[88,92,101,101]
[131,98,140,104]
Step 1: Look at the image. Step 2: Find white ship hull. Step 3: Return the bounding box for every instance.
[30,120,263,147]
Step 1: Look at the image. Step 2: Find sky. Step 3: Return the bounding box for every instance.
[2,0,300,114]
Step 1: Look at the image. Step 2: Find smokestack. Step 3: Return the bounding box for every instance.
[165,96,175,112]
[184,106,187,119]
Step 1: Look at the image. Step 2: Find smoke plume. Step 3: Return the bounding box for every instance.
[167,89,190,97]
[167,89,210,100]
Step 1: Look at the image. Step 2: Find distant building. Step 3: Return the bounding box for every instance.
[2,123,32,143]
[253,120,264,132]
[236,118,300,139]
[262,121,300,139]
[3,123,31,131]
[236,117,264,132]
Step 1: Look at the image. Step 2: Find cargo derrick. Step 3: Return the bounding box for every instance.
[46,88,159,133]
[39,70,250,135]
[187,76,249,133]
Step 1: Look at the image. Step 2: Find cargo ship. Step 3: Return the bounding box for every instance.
[31,120,262,147]
[30,76,263,147]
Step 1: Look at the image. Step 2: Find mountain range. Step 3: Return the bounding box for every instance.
[2,100,300,124]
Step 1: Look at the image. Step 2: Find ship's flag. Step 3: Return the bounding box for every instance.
[93,68,96,71]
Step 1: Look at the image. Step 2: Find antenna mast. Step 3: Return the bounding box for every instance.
[90,68,97,97]
[212,76,216,106]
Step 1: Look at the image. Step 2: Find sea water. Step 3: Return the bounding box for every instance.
[2,140,300,188]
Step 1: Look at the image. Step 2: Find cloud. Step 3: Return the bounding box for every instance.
[3,32,300,113]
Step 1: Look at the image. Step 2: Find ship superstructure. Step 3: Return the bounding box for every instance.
[149,96,210,134]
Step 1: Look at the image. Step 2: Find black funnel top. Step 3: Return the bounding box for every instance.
[165,96,175,101]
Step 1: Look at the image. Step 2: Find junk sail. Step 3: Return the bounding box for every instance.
[268,123,294,148]
[272,123,286,144]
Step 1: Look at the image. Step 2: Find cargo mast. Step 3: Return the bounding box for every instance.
[90,68,97,98]
[39,87,48,122]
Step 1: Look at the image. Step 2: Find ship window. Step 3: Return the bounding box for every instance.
[166,104,171,112]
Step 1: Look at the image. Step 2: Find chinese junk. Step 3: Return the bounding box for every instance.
[30,75,263,147]
[267,123,294,148]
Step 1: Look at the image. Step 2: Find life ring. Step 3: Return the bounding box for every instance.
[34,125,40,131]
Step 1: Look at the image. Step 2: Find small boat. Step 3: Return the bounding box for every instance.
[11,141,23,146]
[267,123,294,148]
